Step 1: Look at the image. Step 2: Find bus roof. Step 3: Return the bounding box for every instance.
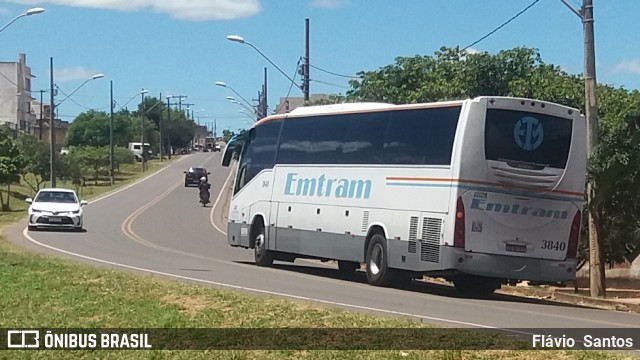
[253,96,580,127]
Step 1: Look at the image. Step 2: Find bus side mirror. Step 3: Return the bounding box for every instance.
[221,149,233,167]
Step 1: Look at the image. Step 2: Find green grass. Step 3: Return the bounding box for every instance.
[0,239,633,359]
[0,156,634,359]
[0,157,179,228]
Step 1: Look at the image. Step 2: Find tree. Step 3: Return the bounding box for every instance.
[17,133,50,193]
[113,147,135,175]
[164,109,197,150]
[0,125,25,211]
[70,147,110,185]
[66,110,133,148]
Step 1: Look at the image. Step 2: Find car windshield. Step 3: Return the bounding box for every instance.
[35,191,78,204]
[190,168,206,174]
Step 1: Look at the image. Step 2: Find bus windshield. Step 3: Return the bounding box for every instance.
[484,109,573,169]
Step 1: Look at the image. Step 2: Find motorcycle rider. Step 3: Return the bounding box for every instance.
[198,176,211,204]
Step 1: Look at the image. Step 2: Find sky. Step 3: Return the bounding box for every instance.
[0,0,638,134]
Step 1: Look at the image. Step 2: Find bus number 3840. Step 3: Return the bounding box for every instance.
[541,240,567,251]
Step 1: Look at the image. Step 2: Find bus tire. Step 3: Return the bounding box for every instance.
[365,234,396,286]
[253,223,274,267]
[337,260,359,276]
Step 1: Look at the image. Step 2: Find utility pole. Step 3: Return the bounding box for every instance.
[159,92,163,162]
[38,89,43,140]
[302,18,310,104]
[174,95,187,112]
[582,0,604,298]
[214,119,217,140]
[109,81,114,186]
[560,0,603,297]
[140,89,146,172]
[49,57,56,188]
[263,67,268,118]
[166,97,173,159]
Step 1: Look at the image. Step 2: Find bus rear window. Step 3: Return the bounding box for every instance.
[484,109,572,169]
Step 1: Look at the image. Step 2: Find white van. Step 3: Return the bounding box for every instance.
[128,142,151,162]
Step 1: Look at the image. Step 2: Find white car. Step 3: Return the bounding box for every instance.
[26,188,88,231]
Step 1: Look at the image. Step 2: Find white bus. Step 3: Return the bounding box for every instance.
[221,96,586,295]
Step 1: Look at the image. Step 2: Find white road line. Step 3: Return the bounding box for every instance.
[209,167,235,236]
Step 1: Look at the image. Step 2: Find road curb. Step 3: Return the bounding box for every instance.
[553,290,640,313]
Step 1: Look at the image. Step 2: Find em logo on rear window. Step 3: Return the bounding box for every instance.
[513,116,544,151]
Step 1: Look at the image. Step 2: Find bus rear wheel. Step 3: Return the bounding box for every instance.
[253,223,274,267]
[365,234,397,286]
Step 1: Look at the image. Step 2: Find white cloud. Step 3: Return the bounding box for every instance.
[54,66,101,82]
[2,0,260,21]
[612,59,640,74]
[464,47,481,55]
[311,0,347,9]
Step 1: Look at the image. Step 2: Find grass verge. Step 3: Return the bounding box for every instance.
[0,239,633,360]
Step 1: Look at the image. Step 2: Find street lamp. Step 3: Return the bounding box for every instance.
[226,34,304,97]
[49,64,103,188]
[140,89,149,172]
[0,7,45,33]
[226,96,256,115]
[215,81,256,112]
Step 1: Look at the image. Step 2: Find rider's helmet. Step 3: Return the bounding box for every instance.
[200,176,207,182]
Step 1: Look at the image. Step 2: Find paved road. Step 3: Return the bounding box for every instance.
[5,153,640,333]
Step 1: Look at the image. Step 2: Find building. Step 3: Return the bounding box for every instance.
[273,94,332,114]
[0,53,36,135]
[31,102,68,146]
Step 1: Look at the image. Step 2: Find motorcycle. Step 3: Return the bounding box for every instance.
[199,185,211,207]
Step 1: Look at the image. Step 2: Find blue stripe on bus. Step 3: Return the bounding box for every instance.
[385,182,584,202]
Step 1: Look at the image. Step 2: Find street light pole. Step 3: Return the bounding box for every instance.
[226,35,304,95]
[49,69,104,188]
[216,81,257,114]
[0,7,45,33]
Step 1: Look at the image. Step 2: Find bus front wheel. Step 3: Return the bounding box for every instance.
[365,234,396,286]
[253,223,274,267]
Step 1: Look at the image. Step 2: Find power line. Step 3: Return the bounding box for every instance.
[462,0,541,51]
[274,57,302,114]
[310,64,359,79]
[310,78,350,90]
